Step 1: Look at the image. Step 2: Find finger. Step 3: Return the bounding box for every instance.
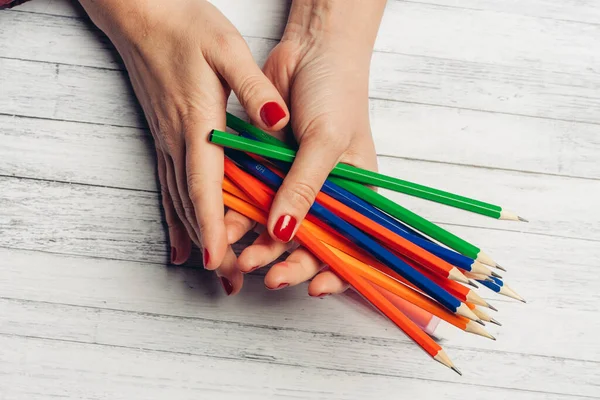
[237,231,293,274]
[224,209,256,244]
[162,151,201,247]
[264,247,324,290]
[308,270,349,298]
[156,149,192,264]
[268,133,347,243]
[213,38,289,131]
[215,246,243,296]
[185,104,228,271]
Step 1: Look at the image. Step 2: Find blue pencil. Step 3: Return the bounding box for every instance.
[478,277,525,302]
[226,150,480,320]
[237,131,492,277]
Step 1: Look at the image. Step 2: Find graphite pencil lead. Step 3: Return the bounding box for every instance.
[518,216,529,223]
[476,319,486,326]
[494,264,507,272]
[468,280,479,289]
[452,366,463,376]
[491,271,503,279]
[490,318,502,326]
[434,350,459,374]
[486,302,498,312]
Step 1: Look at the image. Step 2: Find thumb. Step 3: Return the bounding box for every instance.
[214,42,289,132]
[267,131,348,243]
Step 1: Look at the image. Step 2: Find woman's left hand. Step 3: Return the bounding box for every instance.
[226,0,386,296]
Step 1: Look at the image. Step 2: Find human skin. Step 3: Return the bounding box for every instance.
[76,0,386,295]
[226,0,387,297]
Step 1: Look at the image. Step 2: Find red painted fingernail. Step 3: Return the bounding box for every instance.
[273,215,297,242]
[260,102,286,127]
[170,247,177,264]
[203,249,210,269]
[220,277,233,296]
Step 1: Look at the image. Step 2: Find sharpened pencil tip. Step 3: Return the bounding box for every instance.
[468,280,479,289]
[495,264,507,272]
[452,366,463,376]
[491,271,503,279]
[476,319,485,326]
[518,216,529,223]
[490,318,502,326]
[486,303,498,312]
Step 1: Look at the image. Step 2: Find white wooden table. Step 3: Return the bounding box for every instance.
[1,1,599,399]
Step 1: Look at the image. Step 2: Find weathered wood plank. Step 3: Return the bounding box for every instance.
[1,334,590,400]
[3,18,600,124]
[8,0,600,76]
[1,246,599,358]
[0,298,598,396]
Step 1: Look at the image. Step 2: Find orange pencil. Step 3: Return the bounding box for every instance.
[259,159,482,282]
[221,189,461,373]
[221,171,491,337]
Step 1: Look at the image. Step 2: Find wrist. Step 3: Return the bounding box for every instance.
[283,0,385,55]
[78,0,152,44]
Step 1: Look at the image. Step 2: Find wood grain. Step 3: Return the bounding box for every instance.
[3,334,592,400]
[1,1,600,398]
[0,297,598,396]
[1,247,599,363]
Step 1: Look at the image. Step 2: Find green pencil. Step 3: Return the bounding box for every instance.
[212,125,498,267]
[225,113,524,222]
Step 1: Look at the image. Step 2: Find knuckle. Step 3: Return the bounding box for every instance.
[236,74,264,106]
[283,181,319,210]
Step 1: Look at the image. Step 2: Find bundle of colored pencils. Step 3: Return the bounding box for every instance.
[211,112,526,375]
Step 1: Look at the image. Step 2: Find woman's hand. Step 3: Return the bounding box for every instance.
[79,0,290,293]
[228,0,386,296]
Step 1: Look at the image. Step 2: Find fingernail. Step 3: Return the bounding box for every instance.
[220,277,233,296]
[273,215,297,242]
[310,293,329,298]
[260,102,286,127]
[170,246,177,264]
[203,248,210,269]
[268,282,289,291]
[244,266,260,274]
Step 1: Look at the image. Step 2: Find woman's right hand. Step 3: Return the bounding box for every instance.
[78,0,289,294]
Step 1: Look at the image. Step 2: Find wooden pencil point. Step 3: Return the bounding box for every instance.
[456,303,480,321]
[486,302,498,312]
[494,264,507,272]
[465,321,496,340]
[467,279,479,289]
[434,350,459,374]
[518,216,529,223]
[449,268,470,284]
[475,251,496,267]
[476,319,486,326]
[499,209,520,221]
[491,271,503,279]
[466,291,487,307]
[490,318,502,326]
